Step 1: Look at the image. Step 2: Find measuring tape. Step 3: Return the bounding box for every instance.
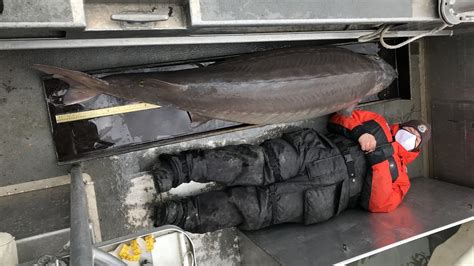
[55,103,161,123]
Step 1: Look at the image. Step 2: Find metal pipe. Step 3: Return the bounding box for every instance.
[93,247,126,266]
[70,164,93,266]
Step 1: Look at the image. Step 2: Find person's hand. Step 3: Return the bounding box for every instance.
[358,133,377,153]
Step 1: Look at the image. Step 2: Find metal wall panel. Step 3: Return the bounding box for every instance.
[431,101,474,187]
[190,0,438,26]
[0,0,85,28]
[425,34,474,187]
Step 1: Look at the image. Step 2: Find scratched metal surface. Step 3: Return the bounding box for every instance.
[244,177,474,265]
[424,34,474,188]
[196,0,412,22]
[0,0,74,22]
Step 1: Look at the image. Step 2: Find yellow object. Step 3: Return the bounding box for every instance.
[145,235,155,252]
[131,240,142,255]
[129,253,140,262]
[55,103,161,123]
[118,244,131,260]
[118,242,141,262]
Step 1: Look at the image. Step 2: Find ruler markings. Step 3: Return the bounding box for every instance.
[55,103,161,123]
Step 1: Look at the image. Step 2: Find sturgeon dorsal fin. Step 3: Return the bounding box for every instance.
[33,64,109,105]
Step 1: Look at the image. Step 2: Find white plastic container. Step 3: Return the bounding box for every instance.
[0,232,18,266]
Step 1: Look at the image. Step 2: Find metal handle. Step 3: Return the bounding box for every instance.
[111,13,169,23]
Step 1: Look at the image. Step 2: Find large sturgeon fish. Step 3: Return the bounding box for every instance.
[33,46,396,125]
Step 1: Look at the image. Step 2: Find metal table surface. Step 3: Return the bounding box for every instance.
[245,177,474,265]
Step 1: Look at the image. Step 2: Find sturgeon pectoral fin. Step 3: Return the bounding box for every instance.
[187,112,212,128]
[32,64,109,105]
[63,88,101,105]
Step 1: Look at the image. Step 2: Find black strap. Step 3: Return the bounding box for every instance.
[262,143,284,182]
[327,135,361,208]
[335,141,356,180]
[269,185,278,225]
[336,179,350,215]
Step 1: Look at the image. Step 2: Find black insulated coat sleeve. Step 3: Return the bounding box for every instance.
[328,122,370,142]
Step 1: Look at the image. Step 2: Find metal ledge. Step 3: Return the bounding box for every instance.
[0,30,452,50]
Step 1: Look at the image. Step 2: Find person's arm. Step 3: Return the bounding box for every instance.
[367,162,411,212]
[362,147,411,212]
[328,110,383,141]
[329,110,387,152]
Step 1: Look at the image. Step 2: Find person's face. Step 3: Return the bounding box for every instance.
[402,126,421,150]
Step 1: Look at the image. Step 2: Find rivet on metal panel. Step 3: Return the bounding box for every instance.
[342,244,348,252]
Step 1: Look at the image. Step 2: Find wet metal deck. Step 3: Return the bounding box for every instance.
[245,177,474,265]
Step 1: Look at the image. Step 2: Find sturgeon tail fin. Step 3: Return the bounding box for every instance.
[33,64,109,105]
